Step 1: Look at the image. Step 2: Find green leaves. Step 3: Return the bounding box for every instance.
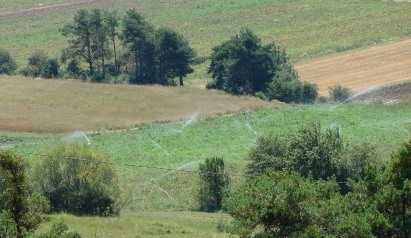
[31,143,120,216]
[198,157,229,212]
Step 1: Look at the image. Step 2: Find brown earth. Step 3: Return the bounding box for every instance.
[295,38,411,96]
[0,0,115,20]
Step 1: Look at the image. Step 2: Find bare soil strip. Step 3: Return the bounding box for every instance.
[296,38,411,96]
[0,0,114,19]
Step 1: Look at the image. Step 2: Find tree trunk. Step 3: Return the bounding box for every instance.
[113,38,117,71]
[179,75,184,86]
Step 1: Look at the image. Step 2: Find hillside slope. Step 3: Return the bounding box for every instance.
[0,76,272,133]
[296,38,411,96]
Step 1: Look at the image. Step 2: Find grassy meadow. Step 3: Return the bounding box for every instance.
[35,212,235,238]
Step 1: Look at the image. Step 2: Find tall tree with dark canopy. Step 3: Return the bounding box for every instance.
[208,29,275,95]
[61,9,95,75]
[154,28,196,85]
[104,10,120,73]
[90,8,111,78]
[121,9,155,84]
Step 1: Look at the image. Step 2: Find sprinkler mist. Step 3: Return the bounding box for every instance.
[332,86,378,109]
[63,131,91,145]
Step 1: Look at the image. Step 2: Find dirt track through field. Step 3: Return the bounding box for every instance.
[295,38,411,96]
[0,0,114,19]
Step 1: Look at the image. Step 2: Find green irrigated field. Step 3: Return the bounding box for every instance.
[6,103,411,212]
[1,0,410,67]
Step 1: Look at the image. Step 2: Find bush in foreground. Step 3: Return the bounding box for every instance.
[1,151,48,237]
[32,144,120,216]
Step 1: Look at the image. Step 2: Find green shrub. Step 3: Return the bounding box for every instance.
[246,136,288,176]
[198,157,229,212]
[41,58,60,79]
[0,48,17,75]
[31,144,120,216]
[36,221,82,238]
[329,85,352,102]
[22,51,60,79]
[226,171,374,237]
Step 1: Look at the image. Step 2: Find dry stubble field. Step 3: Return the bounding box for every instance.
[0,76,272,133]
[296,38,411,96]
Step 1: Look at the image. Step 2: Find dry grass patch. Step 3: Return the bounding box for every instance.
[0,76,272,133]
[296,38,411,96]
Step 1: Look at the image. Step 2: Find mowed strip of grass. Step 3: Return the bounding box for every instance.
[34,212,236,238]
[0,0,410,67]
[0,76,271,133]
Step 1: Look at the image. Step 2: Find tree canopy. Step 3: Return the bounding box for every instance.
[59,8,197,85]
[208,29,317,103]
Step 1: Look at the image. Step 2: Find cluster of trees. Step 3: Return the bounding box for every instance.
[207,29,318,103]
[0,8,197,86]
[59,8,197,85]
[198,124,411,237]
[0,144,119,237]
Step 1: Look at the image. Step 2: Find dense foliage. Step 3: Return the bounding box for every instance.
[0,48,17,75]
[0,151,48,237]
[60,8,196,85]
[226,171,375,237]
[21,51,60,79]
[198,157,229,212]
[226,124,411,237]
[207,29,317,103]
[31,144,120,216]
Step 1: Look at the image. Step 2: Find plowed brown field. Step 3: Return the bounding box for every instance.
[296,38,411,96]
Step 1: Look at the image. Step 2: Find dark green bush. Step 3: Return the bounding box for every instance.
[0,48,17,75]
[329,85,352,102]
[41,58,60,79]
[22,51,60,79]
[32,144,120,216]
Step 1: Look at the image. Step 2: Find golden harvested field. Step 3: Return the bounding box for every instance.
[0,76,273,133]
[296,38,411,96]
